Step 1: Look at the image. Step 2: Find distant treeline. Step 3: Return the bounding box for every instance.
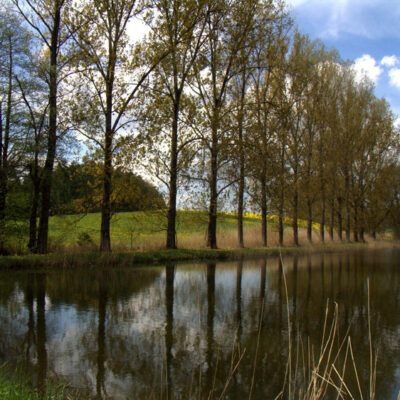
[8,161,165,215]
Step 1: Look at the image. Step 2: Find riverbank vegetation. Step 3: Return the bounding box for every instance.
[1,0,399,256]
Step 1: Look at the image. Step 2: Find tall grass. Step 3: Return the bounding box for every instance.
[274,267,378,400]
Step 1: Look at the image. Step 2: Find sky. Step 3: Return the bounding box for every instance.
[287,0,400,124]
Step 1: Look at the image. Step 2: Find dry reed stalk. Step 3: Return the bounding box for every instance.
[276,251,378,400]
[217,347,246,400]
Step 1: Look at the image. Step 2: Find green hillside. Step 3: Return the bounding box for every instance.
[47,210,269,252]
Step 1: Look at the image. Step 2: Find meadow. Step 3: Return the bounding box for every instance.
[44,210,328,253]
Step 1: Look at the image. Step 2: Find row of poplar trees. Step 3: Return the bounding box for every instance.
[0,0,399,254]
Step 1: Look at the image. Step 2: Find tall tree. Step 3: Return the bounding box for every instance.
[0,8,33,253]
[247,8,290,246]
[285,33,317,246]
[149,0,209,249]
[193,0,261,248]
[14,0,72,253]
[71,0,170,252]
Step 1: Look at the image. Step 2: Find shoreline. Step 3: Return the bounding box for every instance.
[0,241,397,270]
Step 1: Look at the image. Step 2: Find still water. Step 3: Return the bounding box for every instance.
[0,249,399,399]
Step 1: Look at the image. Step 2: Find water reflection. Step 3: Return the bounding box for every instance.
[165,265,174,399]
[96,274,107,398]
[0,250,399,399]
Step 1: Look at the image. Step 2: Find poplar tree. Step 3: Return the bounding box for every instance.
[193,0,261,249]
[149,0,209,249]
[70,0,170,252]
[0,7,34,253]
[13,0,72,253]
[246,9,290,246]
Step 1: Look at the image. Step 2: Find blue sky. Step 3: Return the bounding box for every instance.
[287,0,400,124]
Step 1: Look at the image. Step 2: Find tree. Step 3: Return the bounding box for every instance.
[13,0,73,253]
[246,7,290,246]
[0,7,33,253]
[146,0,209,249]
[70,0,170,252]
[284,33,318,246]
[301,46,339,243]
[193,0,262,248]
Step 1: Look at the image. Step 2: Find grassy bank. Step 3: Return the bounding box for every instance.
[0,241,396,270]
[7,209,392,254]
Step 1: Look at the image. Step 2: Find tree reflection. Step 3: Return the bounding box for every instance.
[36,273,47,395]
[165,265,175,399]
[206,263,215,398]
[23,274,35,363]
[96,274,107,399]
[236,261,243,342]
[0,251,399,400]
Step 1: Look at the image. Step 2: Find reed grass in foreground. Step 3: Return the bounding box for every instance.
[273,273,379,400]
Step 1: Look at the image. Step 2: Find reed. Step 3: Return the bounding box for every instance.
[275,266,379,400]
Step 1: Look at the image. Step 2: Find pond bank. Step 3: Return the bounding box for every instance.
[0,241,397,270]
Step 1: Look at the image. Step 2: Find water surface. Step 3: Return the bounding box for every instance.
[0,249,399,399]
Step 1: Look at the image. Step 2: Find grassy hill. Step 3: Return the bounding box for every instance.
[47,210,271,252]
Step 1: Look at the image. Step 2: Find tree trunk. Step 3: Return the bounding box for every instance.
[278,146,285,246]
[100,84,113,252]
[0,45,13,254]
[236,71,246,248]
[345,173,351,242]
[279,216,284,246]
[278,185,284,246]
[353,203,358,242]
[329,198,334,241]
[100,61,115,252]
[28,168,40,251]
[167,101,179,249]
[261,176,267,247]
[307,198,312,243]
[207,115,218,249]
[320,196,325,243]
[237,167,244,247]
[0,106,7,254]
[337,197,343,241]
[237,126,244,247]
[293,188,299,246]
[37,4,61,254]
[359,203,365,242]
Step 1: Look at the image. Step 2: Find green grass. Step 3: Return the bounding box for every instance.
[47,210,265,251]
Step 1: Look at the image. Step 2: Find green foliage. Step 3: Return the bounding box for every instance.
[22,160,166,215]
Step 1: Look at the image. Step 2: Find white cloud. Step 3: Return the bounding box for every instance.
[388,68,400,88]
[288,0,400,41]
[352,54,383,84]
[381,55,399,67]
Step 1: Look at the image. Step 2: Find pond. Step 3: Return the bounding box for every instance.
[0,249,399,399]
